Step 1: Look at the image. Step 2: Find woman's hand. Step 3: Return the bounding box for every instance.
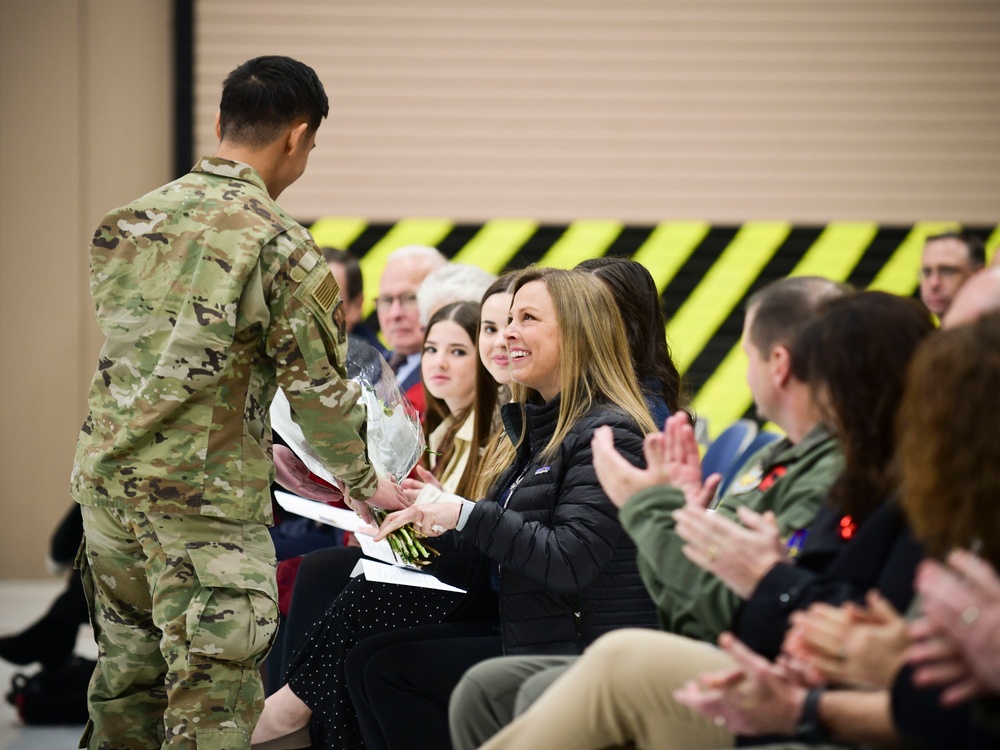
[591,412,720,510]
[373,502,462,541]
[401,466,444,504]
[674,632,808,737]
[784,592,908,689]
[673,504,788,598]
[661,412,721,508]
[908,551,1000,703]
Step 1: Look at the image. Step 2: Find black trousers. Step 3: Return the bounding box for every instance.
[264,546,363,695]
[345,622,502,750]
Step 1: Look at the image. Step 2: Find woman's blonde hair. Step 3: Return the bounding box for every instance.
[473,268,655,498]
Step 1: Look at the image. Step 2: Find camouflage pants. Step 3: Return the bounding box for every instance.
[77,507,279,750]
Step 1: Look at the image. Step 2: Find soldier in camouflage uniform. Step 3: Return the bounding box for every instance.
[70,56,406,750]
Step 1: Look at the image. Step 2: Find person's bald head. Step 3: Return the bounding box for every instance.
[942,267,1000,329]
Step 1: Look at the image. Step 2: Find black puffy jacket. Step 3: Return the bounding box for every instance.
[457,395,659,655]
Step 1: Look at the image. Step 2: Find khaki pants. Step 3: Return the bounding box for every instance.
[78,507,278,750]
[475,629,737,750]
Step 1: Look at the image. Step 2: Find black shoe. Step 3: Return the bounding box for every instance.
[0,614,77,668]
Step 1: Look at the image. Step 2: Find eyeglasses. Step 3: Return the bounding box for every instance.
[375,293,419,312]
[920,264,971,280]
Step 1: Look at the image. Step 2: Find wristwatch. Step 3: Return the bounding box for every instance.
[793,688,831,743]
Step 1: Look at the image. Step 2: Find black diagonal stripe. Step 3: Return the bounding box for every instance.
[845,227,912,292]
[684,226,825,394]
[436,223,485,259]
[603,225,657,258]
[501,224,571,269]
[345,223,394,258]
[660,226,740,321]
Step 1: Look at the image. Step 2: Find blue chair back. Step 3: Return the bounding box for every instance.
[701,419,758,483]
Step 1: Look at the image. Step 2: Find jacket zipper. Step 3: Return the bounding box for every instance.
[499,463,531,653]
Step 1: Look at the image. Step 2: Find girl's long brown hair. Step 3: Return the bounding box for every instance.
[419,301,480,496]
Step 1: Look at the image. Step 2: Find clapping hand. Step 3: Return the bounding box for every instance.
[591,412,721,510]
[674,633,807,737]
[908,551,1000,704]
[784,591,908,690]
[673,504,788,599]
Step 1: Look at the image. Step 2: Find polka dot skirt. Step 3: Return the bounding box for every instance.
[285,575,462,750]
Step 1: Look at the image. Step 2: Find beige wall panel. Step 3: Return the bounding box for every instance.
[0,0,171,578]
[0,0,84,579]
[195,0,1000,224]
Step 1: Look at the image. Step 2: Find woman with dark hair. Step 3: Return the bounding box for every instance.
[473,291,935,750]
[576,257,685,422]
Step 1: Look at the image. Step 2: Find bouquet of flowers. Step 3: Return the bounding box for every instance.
[270,341,435,566]
[345,342,437,566]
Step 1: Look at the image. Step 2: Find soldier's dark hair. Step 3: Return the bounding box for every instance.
[576,257,686,417]
[745,276,850,357]
[219,56,329,147]
[321,248,363,302]
[925,230,986,267]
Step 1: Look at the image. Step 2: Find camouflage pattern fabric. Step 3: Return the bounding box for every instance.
[70,157,379,748]
[71,157,378,524]
[78,506,279,749]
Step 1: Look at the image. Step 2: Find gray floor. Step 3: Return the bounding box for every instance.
[0,578,94,750]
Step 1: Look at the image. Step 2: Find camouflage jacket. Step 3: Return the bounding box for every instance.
[71,157,378,523]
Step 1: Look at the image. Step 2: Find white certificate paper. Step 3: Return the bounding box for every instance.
[276,490,464,592]
[350,558,466,594]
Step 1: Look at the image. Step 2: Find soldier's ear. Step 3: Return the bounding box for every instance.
[214,111,222,141]
[286,120,311,156]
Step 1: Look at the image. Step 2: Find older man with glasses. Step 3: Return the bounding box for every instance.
[375,245,448,413]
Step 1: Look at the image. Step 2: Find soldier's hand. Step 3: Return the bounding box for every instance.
[346,497,374,525]
[367,476,411,512]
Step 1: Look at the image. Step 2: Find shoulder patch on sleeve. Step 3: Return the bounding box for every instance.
[299,248,320,273]
[312,273,339,312]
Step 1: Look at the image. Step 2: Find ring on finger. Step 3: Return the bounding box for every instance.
[713,715,726,728]
[707,543,720,562]
[961,605,980,627]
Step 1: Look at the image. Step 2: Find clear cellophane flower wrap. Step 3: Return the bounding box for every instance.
[346,342,437,566]
[270,340,434,565]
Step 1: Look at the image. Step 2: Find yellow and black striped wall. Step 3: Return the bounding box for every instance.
[310,217,1000,438]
